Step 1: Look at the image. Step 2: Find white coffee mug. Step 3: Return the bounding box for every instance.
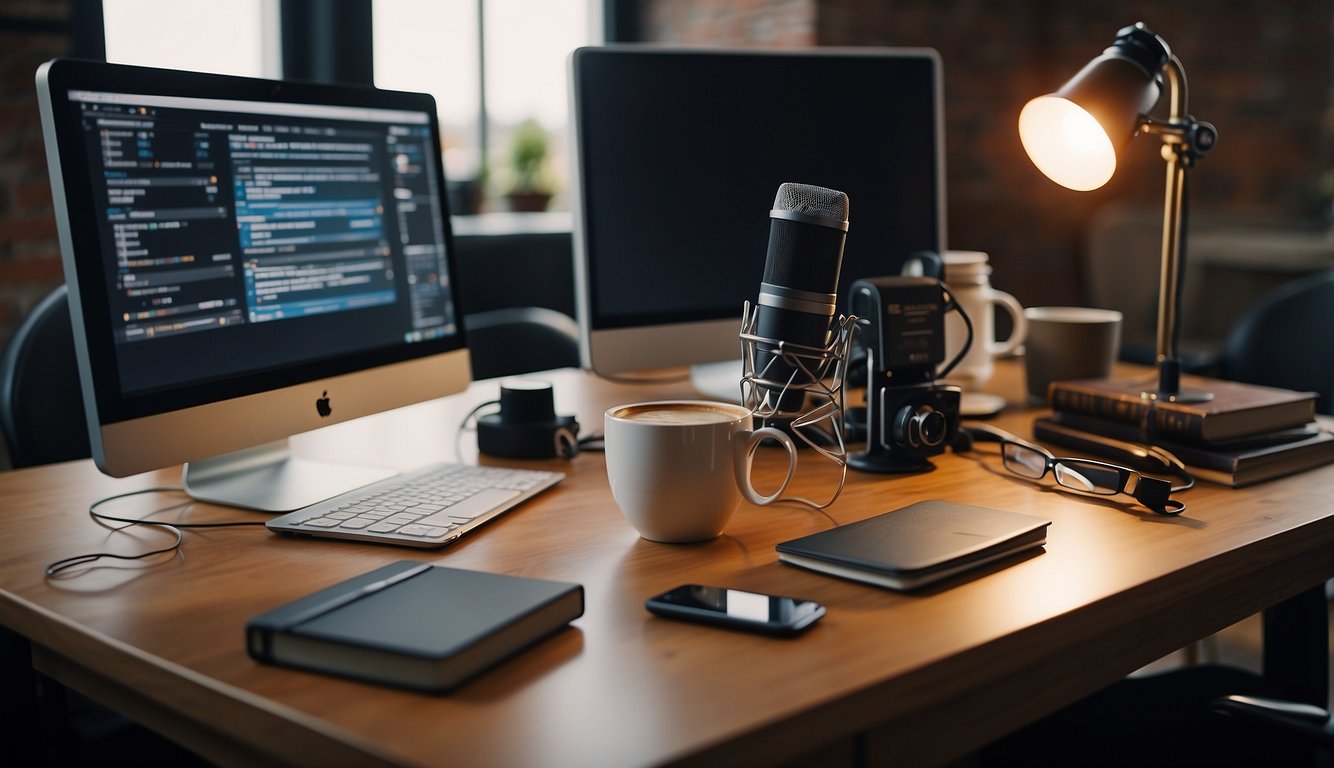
[604,401,798,543]
[941,251,1027,385]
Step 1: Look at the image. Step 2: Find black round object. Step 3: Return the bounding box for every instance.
[477,379,580,459]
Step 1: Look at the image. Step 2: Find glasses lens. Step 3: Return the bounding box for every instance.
[1054,460,1121,495]
[1002,442,1048,479]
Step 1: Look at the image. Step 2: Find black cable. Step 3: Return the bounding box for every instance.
[454,398,501,460]
[936,283,974,381]
[45,487,268,577]
[459,398,501,430]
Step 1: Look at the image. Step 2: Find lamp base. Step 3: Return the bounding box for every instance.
[1140,358,1214,403]
[1140,388,1214,404]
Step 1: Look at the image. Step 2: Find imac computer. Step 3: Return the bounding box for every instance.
[569,46,945,398]
[36,59,473,512]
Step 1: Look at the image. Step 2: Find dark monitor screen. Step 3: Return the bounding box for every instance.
[38,59,471,497]
[570,46,944,377]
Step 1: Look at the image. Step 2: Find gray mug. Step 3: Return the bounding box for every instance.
[1023,307,1123,403]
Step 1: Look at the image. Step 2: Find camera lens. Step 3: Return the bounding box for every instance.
[905,406,947,449]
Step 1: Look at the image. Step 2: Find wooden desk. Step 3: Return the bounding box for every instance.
[1,362,1331,767]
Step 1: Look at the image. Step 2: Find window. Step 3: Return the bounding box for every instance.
[374,0,597,213]
[102,0,278,78]
[102,0,592,213]
[372,2,480,205]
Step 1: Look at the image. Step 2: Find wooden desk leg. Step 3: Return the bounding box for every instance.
[1262,583,1330,707]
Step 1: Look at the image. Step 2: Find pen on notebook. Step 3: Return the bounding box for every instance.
[277,562,433,630]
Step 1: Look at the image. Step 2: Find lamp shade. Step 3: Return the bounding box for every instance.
[1019,23,1171,191]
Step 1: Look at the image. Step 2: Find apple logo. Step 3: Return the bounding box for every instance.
[316,390,332,417]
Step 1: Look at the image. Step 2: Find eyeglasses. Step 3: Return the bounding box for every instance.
[966,425,1193,515]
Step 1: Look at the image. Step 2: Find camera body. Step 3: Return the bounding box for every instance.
[846,276,962,473]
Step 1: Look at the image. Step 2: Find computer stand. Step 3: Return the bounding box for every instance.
[689,358,745,404]
[182,440,397,512]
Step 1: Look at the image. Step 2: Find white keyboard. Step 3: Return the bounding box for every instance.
[266,462,564,548]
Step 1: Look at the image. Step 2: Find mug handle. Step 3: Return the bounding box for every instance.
[735,426,798,506]
[989,290,1028,357]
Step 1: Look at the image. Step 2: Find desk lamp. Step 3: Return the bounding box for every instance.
[1019,22,1217,402]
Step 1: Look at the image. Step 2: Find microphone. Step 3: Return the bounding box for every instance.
[752,182,850,416]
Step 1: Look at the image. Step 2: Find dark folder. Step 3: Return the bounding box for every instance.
[776,500,1051,590]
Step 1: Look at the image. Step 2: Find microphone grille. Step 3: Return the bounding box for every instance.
[773,182,849,224]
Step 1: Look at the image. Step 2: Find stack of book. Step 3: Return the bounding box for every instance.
[1037,374,1334,487]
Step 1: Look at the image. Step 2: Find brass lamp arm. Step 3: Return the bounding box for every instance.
[1140,53,1217,401]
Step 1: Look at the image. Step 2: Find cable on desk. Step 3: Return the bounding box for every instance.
[576,433,604,451]
[44,486,268,577]
[455,398,501,460]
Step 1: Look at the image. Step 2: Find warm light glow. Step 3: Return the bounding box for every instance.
[1019,96,1118,191]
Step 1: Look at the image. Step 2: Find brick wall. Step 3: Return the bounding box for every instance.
[0,1,73,350]
[633,0,1334,311]
[638,0,817,46]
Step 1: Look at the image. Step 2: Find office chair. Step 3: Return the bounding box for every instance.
[1208,694,1334,747]
[1218,268,1334,415]
[464,306,581,380]
[0,287,210,763]
[0,284,91,468]
[1190,268,1334,760]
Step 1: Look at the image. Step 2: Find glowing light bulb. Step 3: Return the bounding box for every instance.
[1018,96,1117,191]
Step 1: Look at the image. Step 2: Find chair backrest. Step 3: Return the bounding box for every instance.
[0,284,92,468]
[451,228,575,318]
[463,306,581,381]
[1219,269,1334,416]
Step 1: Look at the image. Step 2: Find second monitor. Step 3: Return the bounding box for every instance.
[569,46,945,397]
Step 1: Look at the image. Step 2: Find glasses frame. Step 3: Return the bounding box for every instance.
[1000,439,1186,514]
[960,421,1200,517]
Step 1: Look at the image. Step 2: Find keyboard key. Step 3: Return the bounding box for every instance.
[418,488,520,525]
[269,462,563,548]
[398,524,451,538]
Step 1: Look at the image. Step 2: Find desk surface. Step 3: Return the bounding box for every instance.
[1,362,1332,767]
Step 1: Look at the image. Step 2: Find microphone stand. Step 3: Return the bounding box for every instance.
[738,301,858,509]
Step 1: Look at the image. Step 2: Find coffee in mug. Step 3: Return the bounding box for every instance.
[604,401,797,543]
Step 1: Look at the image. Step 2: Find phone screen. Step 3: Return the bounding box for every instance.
[645,584,825,636]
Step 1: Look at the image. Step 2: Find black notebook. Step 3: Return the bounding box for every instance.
[246,561,584,692]
[776,501,1051,591]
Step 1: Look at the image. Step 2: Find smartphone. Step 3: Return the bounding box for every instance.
[644,584,826,637]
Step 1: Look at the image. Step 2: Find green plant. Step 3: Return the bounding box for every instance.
[506,119,552,195]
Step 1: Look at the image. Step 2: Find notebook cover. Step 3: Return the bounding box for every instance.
[776,500,1051,578]
[247,561,584,691]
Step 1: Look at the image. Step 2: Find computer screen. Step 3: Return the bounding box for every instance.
[37,58,471,511]
[569,46,945,395]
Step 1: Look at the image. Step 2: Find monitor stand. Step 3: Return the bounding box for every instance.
[182,440,397,512]
[690,357,745,404]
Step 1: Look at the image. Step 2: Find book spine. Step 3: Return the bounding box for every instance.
[1049,384,1205,442]
[246,626,274,661]
[1033,416,1236,473]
